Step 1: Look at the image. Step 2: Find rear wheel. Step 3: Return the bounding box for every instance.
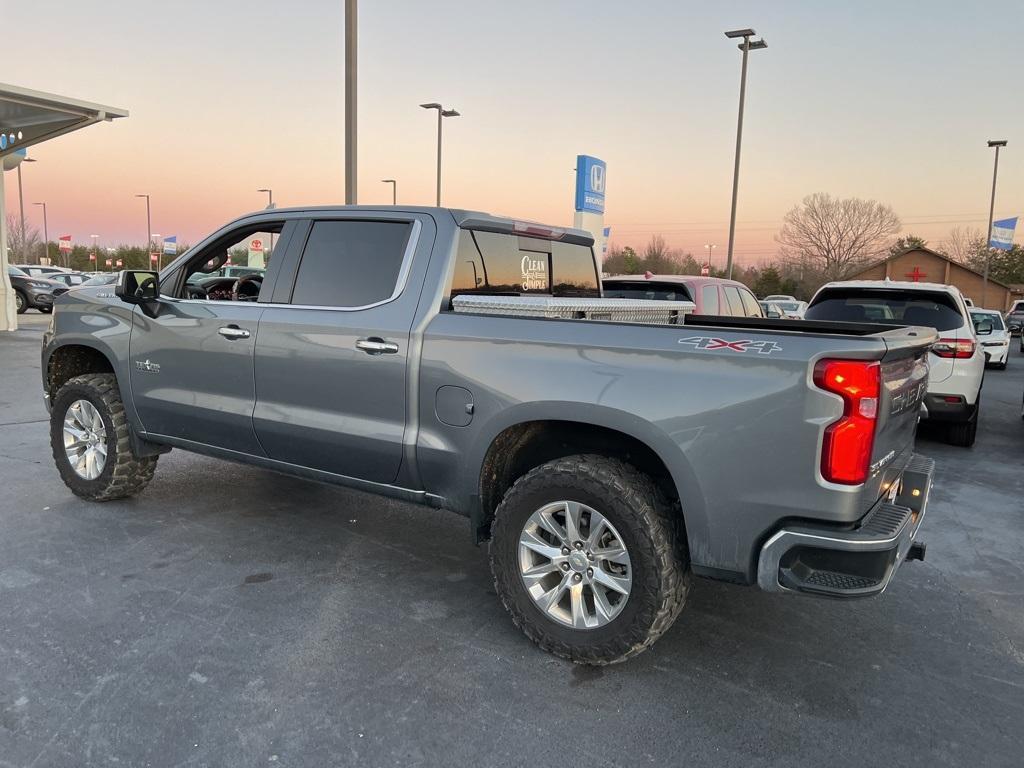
[946,400,979,447]
[50,373,158,500]
[489,454,689,665]
[14,290,27,314]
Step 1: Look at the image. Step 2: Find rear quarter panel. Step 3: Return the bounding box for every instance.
[417,315,901,579]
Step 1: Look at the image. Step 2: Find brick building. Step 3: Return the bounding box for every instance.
[847,247,1014,311]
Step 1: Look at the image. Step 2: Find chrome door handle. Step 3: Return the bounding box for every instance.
[218,325,251,340]
[356,337,399,355]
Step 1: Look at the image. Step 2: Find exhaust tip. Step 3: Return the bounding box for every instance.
[906,541,927,562]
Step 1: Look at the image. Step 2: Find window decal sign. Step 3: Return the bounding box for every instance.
[520,254,548,291]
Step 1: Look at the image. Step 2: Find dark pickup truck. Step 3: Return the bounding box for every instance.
[42,207,935,664]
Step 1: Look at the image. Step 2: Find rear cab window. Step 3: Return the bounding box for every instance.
[447,229,600,306]
[805,288,965,331]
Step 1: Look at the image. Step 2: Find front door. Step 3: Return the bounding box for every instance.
[129,221,287,455]
[252,215,432,484]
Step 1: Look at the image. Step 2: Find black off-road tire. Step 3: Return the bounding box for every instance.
[489,454,690,665]
[50,373,158,501]
[15,289,27,314]
[946,402,979,448]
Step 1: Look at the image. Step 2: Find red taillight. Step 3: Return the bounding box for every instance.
[932,338,975,359]
[813,359,881,485]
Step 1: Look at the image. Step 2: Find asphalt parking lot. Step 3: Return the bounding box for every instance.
[2,313,1023,768]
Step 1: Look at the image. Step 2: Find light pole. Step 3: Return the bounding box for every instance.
[16,157,36,262]
[381,179,397,205]
[135,193,152,260]
[258,188,275,255]
[90,234,99,270]
[32,202,49,266]
[345,0,357,204]
[982,140,1007,307]
[724,28,767,280]
[704,243,718,272]
[420,102,460,206]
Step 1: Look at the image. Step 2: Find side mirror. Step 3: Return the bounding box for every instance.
[115,270,160,305]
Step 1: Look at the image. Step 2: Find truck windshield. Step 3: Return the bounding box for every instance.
[448,229,600,302]
[805,288,963,331]
[602,281,694,302]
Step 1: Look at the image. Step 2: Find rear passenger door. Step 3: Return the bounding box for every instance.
[252,214,433,484]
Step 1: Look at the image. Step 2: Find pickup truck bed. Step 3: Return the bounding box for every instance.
[41,206,936,664]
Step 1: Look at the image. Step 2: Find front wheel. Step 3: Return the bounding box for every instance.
[489,455,689,665]
[50,373,159,500]
[15,290,27,314]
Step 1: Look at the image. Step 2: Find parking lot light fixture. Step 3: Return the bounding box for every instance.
[420,103,460,206]
[724,28,767,280]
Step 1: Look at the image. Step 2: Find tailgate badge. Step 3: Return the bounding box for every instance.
[677,336,782,355]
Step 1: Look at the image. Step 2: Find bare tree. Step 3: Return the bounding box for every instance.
[4,214,41,264]
[937,226,985,266]
[776,193,901,280]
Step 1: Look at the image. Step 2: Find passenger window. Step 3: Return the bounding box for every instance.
[701,285,720,314]
[723,286,744,316]
[183,224,281,301]
[739,289,763,317]
[291,220,412,308]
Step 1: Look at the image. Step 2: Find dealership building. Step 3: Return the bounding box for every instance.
[847,246,1018,311]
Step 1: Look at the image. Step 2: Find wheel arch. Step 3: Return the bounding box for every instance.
[45,342,118,402]
[471,405,707,555]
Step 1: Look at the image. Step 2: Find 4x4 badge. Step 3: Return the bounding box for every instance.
[677,336,782,355]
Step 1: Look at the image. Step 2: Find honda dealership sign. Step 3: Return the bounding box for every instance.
[573,154,608,269]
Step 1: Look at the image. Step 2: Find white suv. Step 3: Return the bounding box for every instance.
[805,280,985,447]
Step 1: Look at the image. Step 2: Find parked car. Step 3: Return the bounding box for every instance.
[47,272,92,289]
[80,274,118,287]
[7,265,68,313]
[13,264,73,278]
[42,207,935,664]
[1006,303,1024,338]
[773,300,808,319]
[602,274,764,317]
[764,294,797,303]
[759,300,785,318]
[969,309,1010,369]
[806,280,984,446]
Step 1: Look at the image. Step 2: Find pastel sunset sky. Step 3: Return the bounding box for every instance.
[3,0,1023,264]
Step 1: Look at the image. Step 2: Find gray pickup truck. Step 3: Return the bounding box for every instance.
[42,207,935,664]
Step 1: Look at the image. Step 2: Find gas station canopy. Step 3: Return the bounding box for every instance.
[0,82,128,158]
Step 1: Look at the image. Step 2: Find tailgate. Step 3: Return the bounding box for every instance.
[866,329,932,501]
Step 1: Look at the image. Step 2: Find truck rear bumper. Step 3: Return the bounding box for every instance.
[756,454,934,598]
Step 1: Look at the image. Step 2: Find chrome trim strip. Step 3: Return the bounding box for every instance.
[164,218,422,314]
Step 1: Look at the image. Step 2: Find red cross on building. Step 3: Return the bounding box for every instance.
[905,266,926,282]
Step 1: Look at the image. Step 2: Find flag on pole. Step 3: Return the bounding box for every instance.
[990,217,1018,251]
[163,236,177,255]
[58,235,72,252]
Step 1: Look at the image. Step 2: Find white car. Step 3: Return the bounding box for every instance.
[969,309,1009,369]
[764,294,797,303]
[773,299,807,319]
[806,280,985,447]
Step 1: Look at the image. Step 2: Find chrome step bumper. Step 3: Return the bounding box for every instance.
[757,454,934,598]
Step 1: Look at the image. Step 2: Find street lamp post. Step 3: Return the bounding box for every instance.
[345,0,357,204]
[420,103,460,206]
[90,234,100,270]
[16,157,36,262]
[704,243,718,272]
[381,179,397,205]
[32,202,49,266]
[257,188,275,255]
[135,193,152,262]
[982,140,1007,307]
[724,28,767,280]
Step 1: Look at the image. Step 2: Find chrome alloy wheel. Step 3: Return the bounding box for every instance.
[518,500,632,629]
[63,399,107,480]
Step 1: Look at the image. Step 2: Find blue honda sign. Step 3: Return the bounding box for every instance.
[575,155,606,214]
